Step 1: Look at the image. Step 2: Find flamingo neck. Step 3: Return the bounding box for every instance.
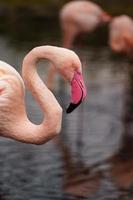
[22,46,61,122]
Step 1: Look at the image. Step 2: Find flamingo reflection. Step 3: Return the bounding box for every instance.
[110,63,133,191]
[55,137,102,198]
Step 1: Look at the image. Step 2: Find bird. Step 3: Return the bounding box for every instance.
[60,0,111,48]
[47,1,111,89]
[0,45,87,144]
[109,15,133,56]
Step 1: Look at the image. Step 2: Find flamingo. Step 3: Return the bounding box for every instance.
[60,0,111,48]
[47,1,111,89]
[109,15,133,55]
[0,45,87,144]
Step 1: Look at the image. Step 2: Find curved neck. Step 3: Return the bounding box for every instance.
[22,46,61,121]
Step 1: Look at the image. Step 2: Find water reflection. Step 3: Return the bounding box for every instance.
[55,137,102,198]
[110,63,133,191]
[0,17,133,200]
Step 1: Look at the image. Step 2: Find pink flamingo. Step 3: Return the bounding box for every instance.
[60,0,111,48]
[109,15,133,55]
[47,1,111,89]
[0,45,86,144]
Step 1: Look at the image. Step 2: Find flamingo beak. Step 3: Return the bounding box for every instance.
[66,71,87,113]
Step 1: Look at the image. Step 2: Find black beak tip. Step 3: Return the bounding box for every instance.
[66,101,82,114]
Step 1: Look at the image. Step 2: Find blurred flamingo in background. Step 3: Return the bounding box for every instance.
[0,45,86,144]
[47,0,111,89]
[109,15,133,56]
[60,0,111,48]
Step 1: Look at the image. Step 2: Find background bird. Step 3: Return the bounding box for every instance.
[109,15,133,56]
[47,0,111,89]
[60,0,111,48]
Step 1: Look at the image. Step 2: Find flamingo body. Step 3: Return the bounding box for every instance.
[60,0,111,48]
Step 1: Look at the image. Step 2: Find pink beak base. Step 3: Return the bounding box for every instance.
[66,71,87,113]
[102,12,112,22]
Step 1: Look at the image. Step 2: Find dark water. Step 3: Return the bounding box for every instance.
[0,17,133,200]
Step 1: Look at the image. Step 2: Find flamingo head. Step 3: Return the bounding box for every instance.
[66,70,87,113]
[49,46,87,113]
